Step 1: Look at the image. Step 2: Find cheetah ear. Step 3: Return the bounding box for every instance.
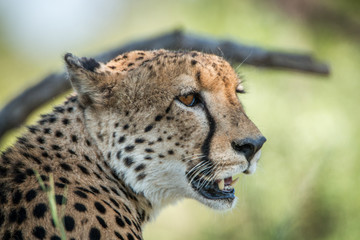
[64,53,103,106]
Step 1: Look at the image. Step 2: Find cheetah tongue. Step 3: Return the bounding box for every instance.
[217,177,239,191]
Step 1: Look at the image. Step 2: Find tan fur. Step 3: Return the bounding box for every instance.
[0,50,264,239]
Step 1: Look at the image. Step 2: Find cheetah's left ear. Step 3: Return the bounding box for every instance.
[64,53,104,106]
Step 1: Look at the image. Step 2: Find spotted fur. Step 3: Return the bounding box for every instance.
[0,50,265,239]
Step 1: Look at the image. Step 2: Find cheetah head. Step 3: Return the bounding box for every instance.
[65,50,265,212]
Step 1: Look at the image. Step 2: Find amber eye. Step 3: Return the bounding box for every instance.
[178,94,199,107]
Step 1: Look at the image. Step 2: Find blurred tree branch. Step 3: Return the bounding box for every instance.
[0,30,330,141]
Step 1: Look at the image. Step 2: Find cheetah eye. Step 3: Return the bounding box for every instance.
[178,94,201,107]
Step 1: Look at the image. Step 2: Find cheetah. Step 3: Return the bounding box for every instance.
[0,49,266,239]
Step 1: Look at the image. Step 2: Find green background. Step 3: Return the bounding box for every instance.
[1,0,359,239]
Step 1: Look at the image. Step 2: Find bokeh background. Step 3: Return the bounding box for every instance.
[0,0,359,239]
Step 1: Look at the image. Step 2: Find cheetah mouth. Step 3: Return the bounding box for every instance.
[191,176,238,200]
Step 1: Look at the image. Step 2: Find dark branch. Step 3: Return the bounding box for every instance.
[0,30,330,141]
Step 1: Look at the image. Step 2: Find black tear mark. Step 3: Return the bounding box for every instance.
[200,102,216,173]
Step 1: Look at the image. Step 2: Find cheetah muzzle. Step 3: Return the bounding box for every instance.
[0,49,265,239]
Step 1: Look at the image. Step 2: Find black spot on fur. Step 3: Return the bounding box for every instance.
[168,150,174,155]
[32,226,46,239]
[26,189,37,202]
[55,182,65,188]
[124,216,132,226]
[74,190,87,199]
[43,165,52,173]
[44,128,51,134]
[12,190,22,204]
[0,211,4,228]
[77,164,90,175]
[144,125,153,132]
[125,145,135,152]
[100,185,110,193]
[124,157,134,167]
[68,149,76,155]
[116,216,125,227]
[196,71,201,82]
[55,131,63,137]
[145,148,154,153]
[63,215,75,232]
[89,227,101,240]
[96,215,108,228]
[84,155,92,163]
[59,177,70,184]
[48,116,57,123]
[54,106,65,113]
[191,59,197,65]
[13,172,26,184]
[94,202,106,214]
[60,163,72,171]
[155,115,163,121]
[71,135,78,142]
[33,203,48,218]
[9,208,17,222]
[55,195,67,205]
[28,126,39,133]
[109,197,120,208]
[51,145,61,151]
[2,230,11,240]
[62,118,70,125]
[50,236,61,240]
[115,231,124,240]
[134,164,146,172]
[13,230,24,240]
[123,124,130,130]
[165,105,171,113]
[118,136,126,143]
[36,136,45,144]
[17,207,27,224]
[135,138,145,143]
[0,166,8,177]
[137,173,146,181]
[127,233,135,240]
[74,203,87,212]
[116,151,122,160]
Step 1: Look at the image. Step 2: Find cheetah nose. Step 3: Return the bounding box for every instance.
[231,136,266,162]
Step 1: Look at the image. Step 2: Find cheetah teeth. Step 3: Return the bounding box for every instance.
[217,177,239,191]
[218,179,225,190]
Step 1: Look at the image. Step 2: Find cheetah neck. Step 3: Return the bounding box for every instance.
[16,96,156,227]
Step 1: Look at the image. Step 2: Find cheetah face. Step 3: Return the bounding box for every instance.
[65,50,265,212]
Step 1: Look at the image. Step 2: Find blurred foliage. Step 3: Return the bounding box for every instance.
[0,0,359,239]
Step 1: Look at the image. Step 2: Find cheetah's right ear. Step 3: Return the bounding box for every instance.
[64,53,103,106]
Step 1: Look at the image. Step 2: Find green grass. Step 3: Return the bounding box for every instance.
[34,171,67,240]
